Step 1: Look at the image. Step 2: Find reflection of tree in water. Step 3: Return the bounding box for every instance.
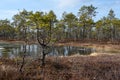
[1,47,10,57]
[52,46,93,56]
[53,46,78,56]
[78,47,92,55]
[49,46,93,56]
[56,46,65,56]
[67,46,77,56]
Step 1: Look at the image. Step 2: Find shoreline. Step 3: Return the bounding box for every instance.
[55,41,120,54]
[0,40,120,55]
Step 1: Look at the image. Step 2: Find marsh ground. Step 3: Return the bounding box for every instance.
[0,53,120,80]
[0,41,120,80]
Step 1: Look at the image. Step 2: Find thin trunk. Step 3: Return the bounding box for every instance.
[41,48,46,67]
[19,27,27,73]
[19,54,25,72]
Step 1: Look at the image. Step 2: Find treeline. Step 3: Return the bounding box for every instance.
[0,5,120,43]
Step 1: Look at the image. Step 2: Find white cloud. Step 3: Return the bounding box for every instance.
[57,0,80,9]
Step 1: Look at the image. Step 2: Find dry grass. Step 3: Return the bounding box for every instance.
[45,54,120,80]
[0,54,120,80]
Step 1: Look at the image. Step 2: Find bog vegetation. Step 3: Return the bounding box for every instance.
[0,5,120,80]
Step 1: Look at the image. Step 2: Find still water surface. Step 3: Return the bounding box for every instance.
[0,42,94,58]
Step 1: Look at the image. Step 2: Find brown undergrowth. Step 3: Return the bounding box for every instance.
[0,54,120,80]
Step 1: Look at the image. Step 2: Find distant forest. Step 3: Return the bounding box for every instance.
[0,5,120,43]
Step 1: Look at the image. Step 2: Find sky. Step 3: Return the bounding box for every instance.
[0,0,120,21]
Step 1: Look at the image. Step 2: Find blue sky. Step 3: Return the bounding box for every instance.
[0,0,120,21]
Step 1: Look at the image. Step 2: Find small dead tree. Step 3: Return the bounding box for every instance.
[12,10,30,73]
[19,26,28,73]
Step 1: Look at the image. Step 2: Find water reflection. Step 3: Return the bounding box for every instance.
[0,42,94,58]
[49,46,93,56]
